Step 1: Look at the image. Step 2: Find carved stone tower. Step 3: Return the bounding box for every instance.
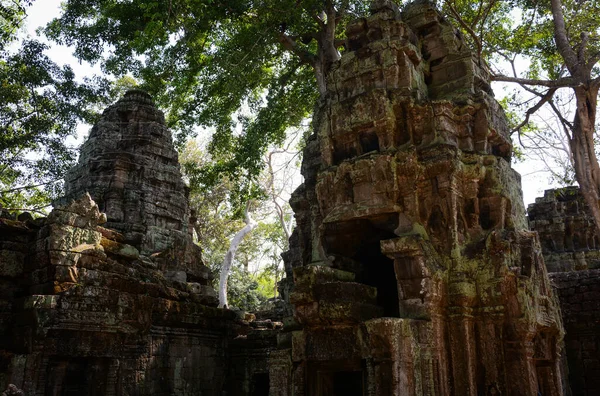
[59,89,204,282]
[272,2,565,395]
[0,90,240,395]
[60,90,187,250]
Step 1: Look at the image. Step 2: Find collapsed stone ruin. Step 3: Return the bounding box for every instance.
[0,90,277,395]
[0,1,597,395]
[529,188,600,396]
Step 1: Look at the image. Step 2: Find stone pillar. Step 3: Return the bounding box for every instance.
[269,349,292,396]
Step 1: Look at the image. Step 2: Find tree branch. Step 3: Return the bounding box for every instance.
[278,32,317,67]
[492,74,579,87]
[446,0,482,59]
[548,99,574,138]
[471,0,485,28]
[267,151,291,241]
[218,200,257,309]
[479,0,497,28]
[0,180,57,195]
[511,88,557,135]
[579,31,589,66]
[1,205,51,216]
[550,0,579,74]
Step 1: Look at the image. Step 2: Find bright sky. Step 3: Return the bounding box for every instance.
[513,157,561,208]
[19,0,562,208]
[19,0,101,79]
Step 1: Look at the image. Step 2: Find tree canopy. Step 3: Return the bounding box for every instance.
[445,0,600,231]
[0,0,112,212]
[0,37,107,212]
[44,0,374,203]
[0,0,32,47]
[4,0,600,227]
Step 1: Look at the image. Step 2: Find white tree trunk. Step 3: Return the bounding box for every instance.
[218,204,257,308]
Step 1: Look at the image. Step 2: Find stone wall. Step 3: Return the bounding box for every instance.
[0,91,277,396]
[529,187,600,272]
[529,187,600,396]
[0,212,36,389]
[276,1,565,395]
[0,196,237,395]
[549,270,600,396]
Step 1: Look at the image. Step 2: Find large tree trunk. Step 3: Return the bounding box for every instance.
[549,0,600,235]
[314,0,341,97]
[569,85,600,235]
[218,205,257,309]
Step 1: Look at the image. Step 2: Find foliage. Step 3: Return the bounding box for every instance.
[222,220,285,310]
[225,265,267,312]
[445,0,590,189]
[0,0,32,47]
[237,222,286,271]
[444,0,600,79]
[0,39,108,212]
[444,0,600,134]
[180,140,243,262]
[180,140,291,311]
[445,0,600,232]
[44,0,372,204]
[226,263,281,311]
[504,92,578,186]
[107,75,139,104]
[256,268,279,300]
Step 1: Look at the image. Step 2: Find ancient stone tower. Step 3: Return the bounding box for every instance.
[0,90,260,395]
[59,89,203,282]
[272,1,565,395]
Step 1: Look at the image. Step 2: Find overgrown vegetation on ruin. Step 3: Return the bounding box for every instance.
[2,0,600,304]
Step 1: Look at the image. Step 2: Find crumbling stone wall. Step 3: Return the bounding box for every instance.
[549,270,600,396]
[0,91,277,396]
[1,194,237,396]
[529,187,600,396]
[57,89,204,281]
[275,1,565,395]
[529,187,600,272]
[0,212,36,389]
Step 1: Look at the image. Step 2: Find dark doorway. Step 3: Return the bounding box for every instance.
[251,373,269,396]
[324,371,363,395]
[309,361,366,396]
[359,130,380,154]
[45,357,110,396]
[323,214,400,317]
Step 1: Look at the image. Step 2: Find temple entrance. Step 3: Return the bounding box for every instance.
[323,215,400,317]
[308,360,365,396]
[250,373,269,396]
[44,357,110,396]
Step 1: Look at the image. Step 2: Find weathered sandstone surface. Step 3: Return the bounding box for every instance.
[529,188,600,396]
[273,1,564,395]
[0,91,276,396]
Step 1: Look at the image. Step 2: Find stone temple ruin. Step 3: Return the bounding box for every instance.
[529,188,600,396]
[0,1,598,395]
